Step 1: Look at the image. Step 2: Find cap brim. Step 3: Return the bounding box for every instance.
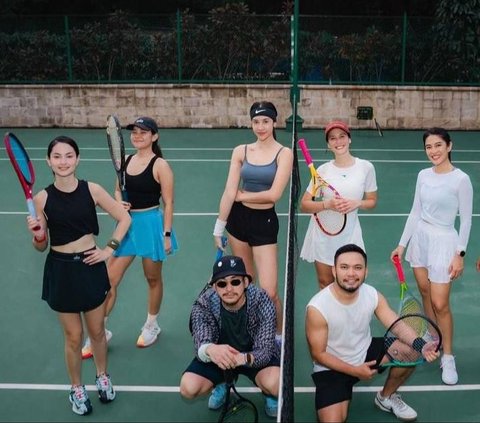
[126,123,156,132]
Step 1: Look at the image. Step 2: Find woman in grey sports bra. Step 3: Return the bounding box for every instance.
[213,101,293,337]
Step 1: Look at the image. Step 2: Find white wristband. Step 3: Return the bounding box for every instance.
[213,218,227,237]
[198,343,213,363]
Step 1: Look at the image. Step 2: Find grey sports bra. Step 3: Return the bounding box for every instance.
[240,145,284,192]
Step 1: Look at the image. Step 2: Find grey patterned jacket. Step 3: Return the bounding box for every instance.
[189,285,279,368]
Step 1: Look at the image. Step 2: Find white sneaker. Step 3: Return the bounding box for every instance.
[81,329,113,360]
[375,392,417,421]
[136,321,161,348]
[441,354,458,385]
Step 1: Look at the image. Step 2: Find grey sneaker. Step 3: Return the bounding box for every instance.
[375,392,417,421]
[95,373,116,403]
[69,384,93,415]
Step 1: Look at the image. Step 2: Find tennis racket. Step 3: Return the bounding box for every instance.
[298,138,346,236]
[4,132,40,230]
[376,313,442,368]
[106,114,128,201]
[218,370,258,423]
[393,255,424,316]
[374,118,384,137]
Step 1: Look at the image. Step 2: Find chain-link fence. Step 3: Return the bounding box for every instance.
[1,11,478,85]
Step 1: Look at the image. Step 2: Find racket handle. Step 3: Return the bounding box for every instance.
[121,190,128,202]
[298,139,313,166]
[216,236,228,261]
[392,255,405,282]
[26,198,41,230]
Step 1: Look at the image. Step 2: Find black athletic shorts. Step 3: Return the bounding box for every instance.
[226,201,279,246]
[183,355,280,386]
[42,249,110,313]
[312,337,385,410]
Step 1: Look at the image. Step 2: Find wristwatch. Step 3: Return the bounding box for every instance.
[457,250,466,257]
[164,231,171,237]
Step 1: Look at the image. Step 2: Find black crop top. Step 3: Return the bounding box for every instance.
[125,155,161,209]
[44,180,99,246]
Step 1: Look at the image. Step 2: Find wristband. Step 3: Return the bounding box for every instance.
[213,218,227,237]
[412,337,427,353]
[198,343,213,363]
[107,238,120,251]
[164,231,171,237]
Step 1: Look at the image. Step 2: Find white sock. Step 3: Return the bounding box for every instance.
[147,313,158,325]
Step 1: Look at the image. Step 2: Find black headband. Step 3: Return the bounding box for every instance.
[250,106,277,121]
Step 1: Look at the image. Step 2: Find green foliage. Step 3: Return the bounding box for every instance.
[432,0,480,81]
[0,2,478,84]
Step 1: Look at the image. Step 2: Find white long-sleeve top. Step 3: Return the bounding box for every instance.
[399,167,473,252]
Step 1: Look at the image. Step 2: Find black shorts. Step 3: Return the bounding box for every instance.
[226,201,279,246]
[183,356,280,386]
[312,337,385,410]
[42,249,110,313]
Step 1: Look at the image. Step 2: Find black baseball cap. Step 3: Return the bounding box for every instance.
[126,116,158,133]
[210,255,253,285]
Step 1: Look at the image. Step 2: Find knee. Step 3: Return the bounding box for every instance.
[179,382,200,400]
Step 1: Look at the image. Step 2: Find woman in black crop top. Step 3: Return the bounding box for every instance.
[213,102,293,336]
[25,136,131,416]
[81,116,178,357]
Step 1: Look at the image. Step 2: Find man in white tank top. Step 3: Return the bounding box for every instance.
[305,244,439,422]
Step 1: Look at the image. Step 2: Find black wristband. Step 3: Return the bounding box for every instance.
[412,337,427,353]
[164,231,171,237]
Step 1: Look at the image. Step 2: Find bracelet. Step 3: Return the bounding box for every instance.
[164,231,171,237]
[33,233,46,243]
[107,238,120,251]
[213,218,227,237]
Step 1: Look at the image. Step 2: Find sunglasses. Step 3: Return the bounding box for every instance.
[215,278,243,289]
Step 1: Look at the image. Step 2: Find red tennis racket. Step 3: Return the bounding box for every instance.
[298,138,346,236]
[4,132,40,230]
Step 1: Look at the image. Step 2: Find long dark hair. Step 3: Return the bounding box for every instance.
[423,127,452,161]
[152,138,163,158]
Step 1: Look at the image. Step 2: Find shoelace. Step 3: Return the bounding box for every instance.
[441,356,456,369]
[389,394,407,410]
[97,375,110,390]
[73,386,87,402]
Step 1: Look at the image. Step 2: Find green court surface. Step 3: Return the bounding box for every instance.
[0,127,479,422]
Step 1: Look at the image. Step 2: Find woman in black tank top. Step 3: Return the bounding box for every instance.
[25,136,131,415]
[82,116,178,356]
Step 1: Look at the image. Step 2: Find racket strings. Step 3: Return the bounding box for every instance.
[385,315,440,365]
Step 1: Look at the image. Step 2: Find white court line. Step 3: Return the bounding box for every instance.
[1,383,479,393]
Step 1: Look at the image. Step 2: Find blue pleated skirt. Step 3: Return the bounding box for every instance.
[114,208,178,261]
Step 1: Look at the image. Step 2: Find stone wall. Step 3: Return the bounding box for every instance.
[1,84,479,130]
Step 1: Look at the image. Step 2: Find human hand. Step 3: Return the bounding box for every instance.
[207,344,240,370]
[390,247,404,262]
[355,360,378,380]
[448,255,464,281]
[83,247,112,265]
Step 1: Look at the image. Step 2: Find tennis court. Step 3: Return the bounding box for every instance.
[1,126,479,422]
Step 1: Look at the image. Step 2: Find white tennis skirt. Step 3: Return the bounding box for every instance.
[405,220,458,283]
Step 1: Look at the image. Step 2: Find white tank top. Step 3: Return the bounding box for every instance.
[307,283,378,372]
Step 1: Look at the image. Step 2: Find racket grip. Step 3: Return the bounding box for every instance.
[27,198,41,231]
[121,190,128,202]
[393,255,405,282]
[298,139,313,166]
[215,236,228,261]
